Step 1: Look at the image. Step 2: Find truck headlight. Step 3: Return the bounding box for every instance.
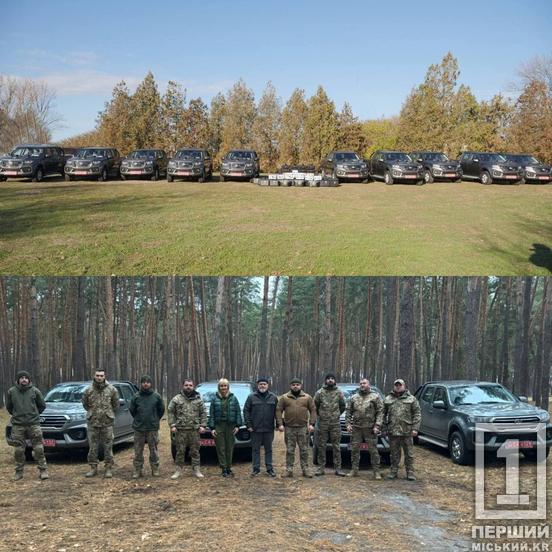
[70,412,87,421]
[539,411,550,423]
[91,160,102,166]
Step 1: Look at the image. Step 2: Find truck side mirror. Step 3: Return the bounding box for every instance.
[432,400,446,410]
[517,395,528,403]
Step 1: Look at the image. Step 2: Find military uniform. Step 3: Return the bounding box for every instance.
[168,391,207,472]
[276,390,316,476]
[383,390,421,478]
[346,389,383,476]
[313,385,346,472]
[82,380,119,474]
[6,371,48,480]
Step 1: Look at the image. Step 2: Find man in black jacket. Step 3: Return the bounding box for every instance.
[244,378,278,477]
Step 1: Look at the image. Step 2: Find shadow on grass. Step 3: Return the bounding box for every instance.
[529,244,552,273]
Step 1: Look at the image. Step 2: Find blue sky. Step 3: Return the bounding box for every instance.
[1,0,550,141]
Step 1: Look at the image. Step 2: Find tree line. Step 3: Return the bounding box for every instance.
[0,277,550,410]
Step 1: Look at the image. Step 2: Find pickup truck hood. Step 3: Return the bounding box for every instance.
[43,402,86,415]
[455,402,545,418]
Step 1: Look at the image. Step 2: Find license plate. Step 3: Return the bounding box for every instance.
[230,172,243,176]
[74,171,88,175]
[445,173,456,177]
[129,170,142,174]
[4,171,18,176]
[199,438,215,446]
[538,176,549,180]
[43,439,56,447]
[177,171,191,175]
[348,442,370,450]
[404,174,417,179]
[505,440,534,450]
[505,175,517,179]
[348,172,359,177]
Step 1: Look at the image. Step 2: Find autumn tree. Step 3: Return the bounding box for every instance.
[252,82,281,171]
[220,79,256,153]
[278,88,307,166]
[159,80,187,154]
[96,81,133,153]
[181,98,210,149]
[128,71,161,150]
[208,92,226,166]
[362,118,399,157]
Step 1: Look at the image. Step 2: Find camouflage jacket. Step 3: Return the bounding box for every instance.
[82,381,119,427]
[167,391,207,430]
[383,390,421,436]
[346,390,383,429]
[314,385,346,424]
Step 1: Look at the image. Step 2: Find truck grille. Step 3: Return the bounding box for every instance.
[178,161,192,168]
[39,415,69,428]
[2,160,22,168]
[491,416,540,424]
[131,161,145,168]
[231,162,245,169]
[77,160,91,168]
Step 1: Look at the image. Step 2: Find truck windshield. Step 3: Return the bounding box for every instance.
[449,385,516,405]
[226,151,253,160]
[423,153,449,163]
[76,149,106,158]
[45,384,87,402]
[506,155,539,165]
[175,150,202,160]
[335,153,359,161]
[129,150,156,159]
[385,153,412,163]
[11,147,42,157]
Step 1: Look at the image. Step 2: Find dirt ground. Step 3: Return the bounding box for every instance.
[0,408,550,552]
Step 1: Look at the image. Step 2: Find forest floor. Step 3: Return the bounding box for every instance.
[1,409,550,552]
[1,179,551,275]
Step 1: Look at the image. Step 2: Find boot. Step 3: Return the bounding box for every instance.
[12,471,23,482]
[104,468,113,479]
[335,469,346,477]
[387,471,398,480]
[132,468,142,479]
[171,467,182,480]
[314,466,325,476]
[85,466,98,478]
[151,465,160,477]
[282,468,293,478]
[374,470,382,480]
[406,472,417,481]
[193,467,204,479]
[347,468,359,477]
[39,469,49,480]
[302,469,313,478]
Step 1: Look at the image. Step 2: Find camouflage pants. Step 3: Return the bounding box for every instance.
[11,424,47,473]
[133,430,159,470]
[87,425,114,468]
[350,427,380,470]
[316,423,342,469]
[389,435,415,474]
[174,429,200,468]
[284,426,310,471]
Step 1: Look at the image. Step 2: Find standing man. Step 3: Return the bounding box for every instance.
[383,378,421,481]
[82,369,119,478]
[209,379,243,478]
[313,373,346,476]
[129,374,165,479]
[346,378,383,479]
[276,378,316,478]
[6,371,49,481]
[243,377,278,477]
[167,378,207,479]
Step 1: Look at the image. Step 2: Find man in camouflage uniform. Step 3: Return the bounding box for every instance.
[6,370,49,481]
[313,373,346,476]
[82,369,119,478]
[167,378,207,479]
[383,378,421,481]
[129,374,165,479]
[276,378,316,478]
[346,378,383,479]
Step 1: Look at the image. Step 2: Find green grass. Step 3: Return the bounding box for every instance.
[0,178,551,275]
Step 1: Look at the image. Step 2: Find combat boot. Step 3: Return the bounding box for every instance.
[39,469,49,480]
[347,469,359,477]
[387,471,398,480]
[171,467,182,480]
[85,466,98,478]
[12,471,23,482]
[314,466,325,476]
[282,468,293,478]
[406,472,417,481]
[151,465,160,477]
[132,469,142,479]
[193,467,204,479]
[374,470,382,480]
[335,469,346,477]
[302,469,313,478]
[104,468,113,479]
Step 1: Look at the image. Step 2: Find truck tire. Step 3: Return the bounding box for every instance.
[424,169,434,184]
[32,167,44,183]
[98,167,108,182]
[65,174,72,182]
[449,431,474,465]
[220,175,225,182]
[167,175,173,182]
[384,171,394,185]
[480,171,492,185]
[151,169,159,182]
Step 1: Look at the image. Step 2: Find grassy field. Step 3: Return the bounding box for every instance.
[0,178,551,275]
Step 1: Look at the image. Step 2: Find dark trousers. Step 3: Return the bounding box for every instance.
[251,431,274,471]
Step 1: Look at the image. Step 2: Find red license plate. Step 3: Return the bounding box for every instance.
[505,175,517,179]
[74,171,88,175]
[4,171,18,176]
[199,438,215,446]
[505,440,534,450]
[177,171,191,175]
[348,442,370,450]
[538,176,550,180]
[404,174,417,179]
[230,172,243,176]
[129,170,142,174]
[445,173,456,177]
[43,439,56,447]
[349,172,360,177]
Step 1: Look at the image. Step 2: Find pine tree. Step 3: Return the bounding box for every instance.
[159,81,187,154]
[208,93,226,166]
[278,88,307,166]
[252,82,282,171]
[129,71,161,150]
[181,98,210,149]
[220,79,256,153]
[96,81,133,153]
[337,102,367,154]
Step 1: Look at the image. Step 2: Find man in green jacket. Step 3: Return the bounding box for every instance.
[129,374,165,479]
[82,370,119,478]
[383,378,422,481]
[168,378,207,479]
[6,370,48,481]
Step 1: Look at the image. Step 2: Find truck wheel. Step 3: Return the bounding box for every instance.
[167,175,173,182]
[449,431,473,465]
[32,167,44,182]
[480,171,492,185]
[98,167,108,182]
[220,175,225,182]
[424,170,434,184]
[198,171,205,183]
[384,171,394,185]
[120,174,126,181]
[151,169,159,182]
[65,174,72,182]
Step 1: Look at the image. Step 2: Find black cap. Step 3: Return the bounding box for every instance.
[325,373,336,381]
[140,374,153,383]
[290,377,302,385]
[16,370,31,382]
[257,377,269,384]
